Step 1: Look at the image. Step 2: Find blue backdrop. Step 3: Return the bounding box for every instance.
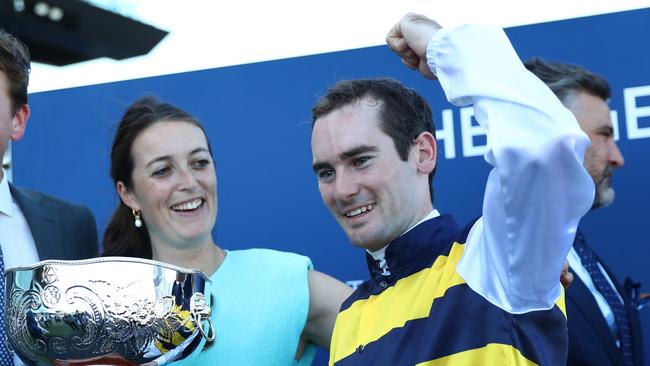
[14,8,650,364]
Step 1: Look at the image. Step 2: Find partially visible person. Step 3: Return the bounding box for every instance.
[526,57,645,366]
[102,97,352,365]
[0,29,98,366]
[312,14,594,365]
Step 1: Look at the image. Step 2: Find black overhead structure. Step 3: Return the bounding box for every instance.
[0,0,168,66]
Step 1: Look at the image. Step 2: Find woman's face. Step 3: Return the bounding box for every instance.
[119,120,217,251]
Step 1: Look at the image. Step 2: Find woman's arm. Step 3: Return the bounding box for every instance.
[302,270,354,349]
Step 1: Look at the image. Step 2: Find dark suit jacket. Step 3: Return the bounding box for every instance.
[9,183,98,261]
[566,237,645,366]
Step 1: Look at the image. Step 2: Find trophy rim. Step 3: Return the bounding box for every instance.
[5,256,210,280]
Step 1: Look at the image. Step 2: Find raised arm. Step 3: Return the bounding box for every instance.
[387,14,593,313]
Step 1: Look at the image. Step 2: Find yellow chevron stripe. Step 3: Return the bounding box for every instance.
[557,285,567,318]
[330,243,467,364]
[416,342,539,366]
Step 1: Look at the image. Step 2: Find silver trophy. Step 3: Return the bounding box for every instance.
[4,257,214,365]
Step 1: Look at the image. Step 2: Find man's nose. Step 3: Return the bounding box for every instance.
[332,172,360,201]
[609,140,625,169]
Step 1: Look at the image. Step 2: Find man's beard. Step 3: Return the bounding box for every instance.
[592,166,615,209]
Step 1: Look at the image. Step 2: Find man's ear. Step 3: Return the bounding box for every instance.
[117,181,139,211]
[413,131,437,174]
[10,104,29,141]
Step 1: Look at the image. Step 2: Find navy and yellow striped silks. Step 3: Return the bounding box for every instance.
[329,215,567,366]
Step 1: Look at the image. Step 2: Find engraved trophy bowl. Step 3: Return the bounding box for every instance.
[4,257,214,365]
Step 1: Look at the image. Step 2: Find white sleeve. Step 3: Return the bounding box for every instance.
[426,25,594,313]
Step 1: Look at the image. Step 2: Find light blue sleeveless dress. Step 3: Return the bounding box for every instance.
[173,248,316,365]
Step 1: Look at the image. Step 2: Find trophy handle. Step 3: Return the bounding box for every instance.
[198,318,215,342]
[189,292,215,342]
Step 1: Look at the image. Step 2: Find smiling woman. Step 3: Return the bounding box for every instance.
[102,97,352,365]
[117,120,218,263]
[103,97,213,261]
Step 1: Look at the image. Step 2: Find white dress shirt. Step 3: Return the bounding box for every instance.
[1,170,38,366]
[0,169,40,269]
[567,245,624,342]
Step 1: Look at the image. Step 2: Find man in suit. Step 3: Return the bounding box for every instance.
[0,28,98,365]
[526,58,645,366]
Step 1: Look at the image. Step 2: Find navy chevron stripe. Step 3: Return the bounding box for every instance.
[341,215,475,311]
[335,284,566,366]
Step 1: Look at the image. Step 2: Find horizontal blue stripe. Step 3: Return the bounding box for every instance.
[335,284,566,366]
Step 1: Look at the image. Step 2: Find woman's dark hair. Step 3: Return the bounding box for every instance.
[102,96,210,258]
